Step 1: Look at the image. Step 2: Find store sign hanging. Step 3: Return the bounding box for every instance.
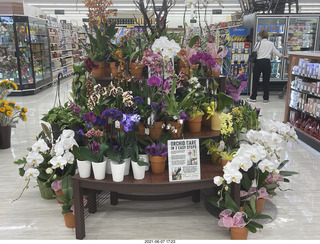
[168,139,201,182]
[229,27,248,36]
[212,9,222,14]
[190,19,197,23]
[54,10,65,15]
[82,18,89,23]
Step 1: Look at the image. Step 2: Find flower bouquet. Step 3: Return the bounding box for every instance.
[225,73,247,102]
[0,79,18,99]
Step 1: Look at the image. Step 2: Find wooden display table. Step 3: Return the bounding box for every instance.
[72,156,240,239]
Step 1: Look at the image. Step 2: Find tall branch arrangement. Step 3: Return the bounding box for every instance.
[133,0,176,40]
[84,0,117,27]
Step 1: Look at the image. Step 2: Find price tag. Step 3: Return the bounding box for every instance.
[147,97,151,105]
[145,128,150,135]
[108,118,112,124]
[115,120,120,129]
[147,117,150,125]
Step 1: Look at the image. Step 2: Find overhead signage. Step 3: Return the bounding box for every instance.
[190,19,197,23]
[82,18,89,23]
[54,10,65,15]
[212,9,222,14]
[168,139,201,182]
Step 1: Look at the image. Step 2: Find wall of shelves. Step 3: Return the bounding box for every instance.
[285,51,320,151]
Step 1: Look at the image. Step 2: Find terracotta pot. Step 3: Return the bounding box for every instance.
[91,62,107,78]
[187,115,203,133]
[110,62,118,78]
[149,155,167,174]
[257,198,266,214]
[230,227,249,240]
[211,113,222,131]
[0,125,11,149]
[55,189,64,204]
[148,121,163,139]
[167,121,183,138]
[63,212,75,228]
[202,113,211,127]
[208,58,222,77]
[138,122,146,136]
[129,62,143,79]
[211,153,230,166]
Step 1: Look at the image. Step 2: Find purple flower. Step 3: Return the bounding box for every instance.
[77,129,85,135]
[133,96,144,104]
[83,112,97,123]
[92,141,100,155]
[92,116,106,127]
[120,114,140,132]
[151,102,162,112]
[102,109,111,118]
[147,75,163,86]
[179,112,189,121]
[145,143,168,157]
[110,109,123,121]
[237,73,246,81]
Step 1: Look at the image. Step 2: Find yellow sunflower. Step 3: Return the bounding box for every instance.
[16,105,21,110]
[23,116,27,121]
[22,107,28,113]
[0,107,5,113]
[6,111,12,116]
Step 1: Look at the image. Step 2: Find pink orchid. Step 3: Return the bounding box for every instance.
[240,187,270,201]
[218,209,246,228]
[265,173,284,184]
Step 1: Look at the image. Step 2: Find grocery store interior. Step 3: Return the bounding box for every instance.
[1,0,320,241]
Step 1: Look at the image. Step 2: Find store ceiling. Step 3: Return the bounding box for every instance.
[17,0,320,19]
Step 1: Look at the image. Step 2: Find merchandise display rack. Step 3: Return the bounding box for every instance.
[284,51,320,151]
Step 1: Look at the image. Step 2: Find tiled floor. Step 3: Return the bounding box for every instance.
[1,79,320,240]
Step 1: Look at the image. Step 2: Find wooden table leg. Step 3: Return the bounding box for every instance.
[192,189,200,202]
[73,179,85,240]
[110,191,118,205]
[87,190,97,214]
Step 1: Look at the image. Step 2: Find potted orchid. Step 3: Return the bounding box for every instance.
[13,124,78,201]
[225,73,247,102]
[145,142,168,174]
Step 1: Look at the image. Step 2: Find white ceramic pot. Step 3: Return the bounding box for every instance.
[110,160,125,182]
[139,154,150,171]
[104,156,112,174]
[124,157,131,176]
[131,160,146,180]
[77,160,91,178]
[92,161,106,180]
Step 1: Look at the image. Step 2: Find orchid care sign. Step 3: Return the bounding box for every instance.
[168,139,200,182]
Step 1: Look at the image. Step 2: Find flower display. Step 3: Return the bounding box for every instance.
[218,209,246,228]
[84,57,99,72]
[0,100,27,126]
[220,113,234,140]
[151,36,181,60]
[0,79,18,99]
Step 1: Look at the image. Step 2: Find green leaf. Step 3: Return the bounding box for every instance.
[258,171,269,189]
[241,173,252,191]
[72,145,85,161]
[207,196,226,209]
[279,171,299,176]
[18,168,25,177]
[249,197,256,215]
[189,35,200,48]
[245,223,257,233]
[225,192,239,213]
[61,175,73,200]
[248,221,263,229]
[244,204,254,218]
[216,92,234,112]
[278,160,289,170]
[14,158,27,165]
[254,214,273,220]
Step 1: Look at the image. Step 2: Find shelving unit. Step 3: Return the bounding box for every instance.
[284,51,320,151]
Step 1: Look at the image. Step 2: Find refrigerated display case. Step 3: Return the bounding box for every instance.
[243,13,320,92]
[0,15,52,95]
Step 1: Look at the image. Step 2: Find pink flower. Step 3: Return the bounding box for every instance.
[51,180,62,191]
[240,187,269,201]
[147,75,163,86]
[218,209,246,228]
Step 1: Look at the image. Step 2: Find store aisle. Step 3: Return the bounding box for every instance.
[0,81,319,240]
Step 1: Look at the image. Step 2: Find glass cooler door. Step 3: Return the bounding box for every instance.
[256,17,287,80]
[283,16,319,79]
[0,16,19,84]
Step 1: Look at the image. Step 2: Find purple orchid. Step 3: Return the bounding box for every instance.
[133,96,144,104]
[179,112,189,121]
[120,114,141,132]
[147,75,163,87]
[151,102,162,112]
[145,143,168,157]
[77,129,85,135]
[102,109,111,118]
[110,109,123,121]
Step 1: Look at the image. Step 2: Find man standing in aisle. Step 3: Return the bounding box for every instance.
[247,30,288,103]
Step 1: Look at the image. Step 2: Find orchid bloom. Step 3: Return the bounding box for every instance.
[24,168,40,180]
[32,139,49,153]
[50,156,67,170]
[63,151,74,165]
[26,151,44,167]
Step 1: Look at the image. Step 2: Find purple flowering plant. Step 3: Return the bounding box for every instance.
[145,142,168,157]
[189,51,219,77]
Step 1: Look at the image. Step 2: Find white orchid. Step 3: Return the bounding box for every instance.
[234,155,253,172]
[32,139,49,153]
[258,158,276,173]
[26,151,44,167]
[63,151,74,164]
[50,155,67,170]
[60,129,75,140]
[53,142,65,156]
[61,137,78,150]
[223,168,243,184]
[24,168,40,180]
[213,176,224,186]
[151,36,180,59]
